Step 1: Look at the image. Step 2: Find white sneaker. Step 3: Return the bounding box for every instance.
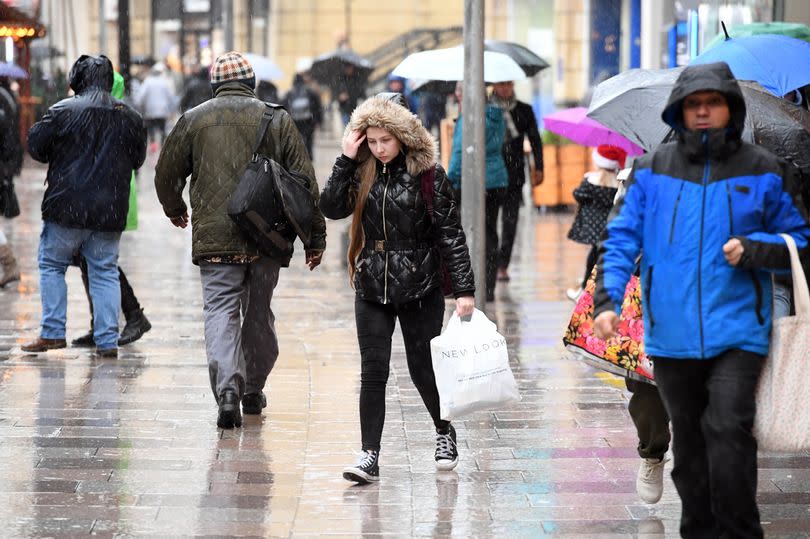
[636,457,668,504]
[566,287,583,302]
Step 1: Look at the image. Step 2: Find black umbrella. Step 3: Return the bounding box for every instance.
[309,48,374,87]
[586,67,810,172]
[484,40,549,77]
[587,67,682,152]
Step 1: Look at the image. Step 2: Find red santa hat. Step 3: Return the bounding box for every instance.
[592,144,627,171]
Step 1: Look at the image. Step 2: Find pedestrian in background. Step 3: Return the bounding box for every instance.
[283,73,322,159]
[155,51,326,430]
[135,64,176,152]
[72,71,151,348]
[22,55,146,357]
[447,82,508,302]
[256,80,279,103]
[0,76,23,288]
[593,62,810,538]
[489,80,544,283]
[319,93,475,484]
[180,66,212,113]
[566,144,625,301]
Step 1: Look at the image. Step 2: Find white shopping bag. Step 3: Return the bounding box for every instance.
[430,308,521,420]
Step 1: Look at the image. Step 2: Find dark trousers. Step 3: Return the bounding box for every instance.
[355,287,448,451]
[581,245,599,289]
[626,378,670,460]
[654,349,764,539]
[293,122,315,159]
[497,179,523,269]
[454,186,505,300]
[79,256,140,325]
[485,188,506,299]
[145,118,166,144]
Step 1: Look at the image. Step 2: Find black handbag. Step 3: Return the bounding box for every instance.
[227,105,315,261]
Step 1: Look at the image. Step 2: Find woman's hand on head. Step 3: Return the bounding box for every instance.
[342,130,366,160]
[455,295,475,319]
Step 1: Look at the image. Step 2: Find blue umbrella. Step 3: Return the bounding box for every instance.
[690,34,810,97]
[0,62,27,79]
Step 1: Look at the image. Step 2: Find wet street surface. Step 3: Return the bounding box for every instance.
[1,138,810,538]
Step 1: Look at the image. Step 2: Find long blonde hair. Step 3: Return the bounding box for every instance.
[346,158,379,285]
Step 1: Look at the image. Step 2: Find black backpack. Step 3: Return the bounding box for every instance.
[227,105,315,265]
[288,87,314,122]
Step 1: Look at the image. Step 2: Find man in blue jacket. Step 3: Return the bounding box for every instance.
[22,55,146,357]
[593,62,810,538]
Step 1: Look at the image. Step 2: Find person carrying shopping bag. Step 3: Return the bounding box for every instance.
[319,93,476,484]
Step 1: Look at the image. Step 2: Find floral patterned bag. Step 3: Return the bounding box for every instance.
[563,266,655,384]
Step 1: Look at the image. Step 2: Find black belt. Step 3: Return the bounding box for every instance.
[369,239,429,252]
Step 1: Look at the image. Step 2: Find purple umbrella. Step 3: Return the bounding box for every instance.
[543,106,644,156]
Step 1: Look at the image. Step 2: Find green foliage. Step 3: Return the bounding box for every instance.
[541,130,573,145]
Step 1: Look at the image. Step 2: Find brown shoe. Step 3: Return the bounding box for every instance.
[95,348,118,358]
[21,337,67,353]
[0,244,20,288]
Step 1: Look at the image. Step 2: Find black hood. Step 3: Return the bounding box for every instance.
[68,55,114,94]
[661,62,746,136]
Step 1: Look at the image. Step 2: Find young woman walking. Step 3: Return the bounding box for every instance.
[319,94,476,484]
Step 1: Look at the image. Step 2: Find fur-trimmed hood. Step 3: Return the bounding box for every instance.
[345,95,437,176]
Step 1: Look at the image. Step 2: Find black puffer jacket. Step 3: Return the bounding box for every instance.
[28,55,146,231]
[320,96,475,304]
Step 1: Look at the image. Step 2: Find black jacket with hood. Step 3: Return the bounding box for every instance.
[28,55,146,232]
[319,95,475,304]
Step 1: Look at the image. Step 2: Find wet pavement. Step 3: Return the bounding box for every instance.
[1,136,810,538]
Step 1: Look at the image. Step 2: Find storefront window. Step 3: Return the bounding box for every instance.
[682,0,774,52]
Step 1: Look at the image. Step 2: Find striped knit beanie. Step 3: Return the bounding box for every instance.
[210,51,255,91]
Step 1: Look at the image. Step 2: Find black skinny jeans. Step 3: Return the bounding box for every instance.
[654,349,764,539]
[355,287,449,451]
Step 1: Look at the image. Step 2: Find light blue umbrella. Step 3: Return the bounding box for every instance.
[0,62,27,79]
[690,34,810,97]
[243,53,284,81]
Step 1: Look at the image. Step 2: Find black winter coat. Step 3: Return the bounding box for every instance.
[320,153,475,304]
[502,100,543,183]
[567,178,617,245]
[28,55,147,232]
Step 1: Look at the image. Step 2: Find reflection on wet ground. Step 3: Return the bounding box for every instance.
[1,141,808,537]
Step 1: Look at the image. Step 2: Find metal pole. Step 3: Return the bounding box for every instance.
[99,0,106,55]
[118,0,130,92]
[462,0,486,309]
[223,0,234,51]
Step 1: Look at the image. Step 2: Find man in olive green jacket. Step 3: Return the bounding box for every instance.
[155,52,326,429]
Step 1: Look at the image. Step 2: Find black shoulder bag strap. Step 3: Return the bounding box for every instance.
[251,105,275,158]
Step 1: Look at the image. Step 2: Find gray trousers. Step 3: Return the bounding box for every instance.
[199,258,281,400]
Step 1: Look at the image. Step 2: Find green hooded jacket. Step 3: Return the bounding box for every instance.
[153,81,326,265]
[112,71,138,231]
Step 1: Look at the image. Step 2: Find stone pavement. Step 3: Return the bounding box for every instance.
[1,136,809,538]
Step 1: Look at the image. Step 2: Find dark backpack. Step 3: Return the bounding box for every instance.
[227,105,315,265]
[288,87,313,122]
[420,165,453,296]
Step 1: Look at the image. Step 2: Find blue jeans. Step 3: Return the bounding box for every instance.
[38,222,121,349]
[773,281,791,320]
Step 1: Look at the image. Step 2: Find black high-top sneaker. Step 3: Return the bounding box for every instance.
[342,450,380,484]
[435,424,459,471]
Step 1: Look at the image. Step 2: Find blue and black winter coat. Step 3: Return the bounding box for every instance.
[593,62,810,359]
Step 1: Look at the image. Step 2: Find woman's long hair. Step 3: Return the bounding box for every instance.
[346,157,379,284]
